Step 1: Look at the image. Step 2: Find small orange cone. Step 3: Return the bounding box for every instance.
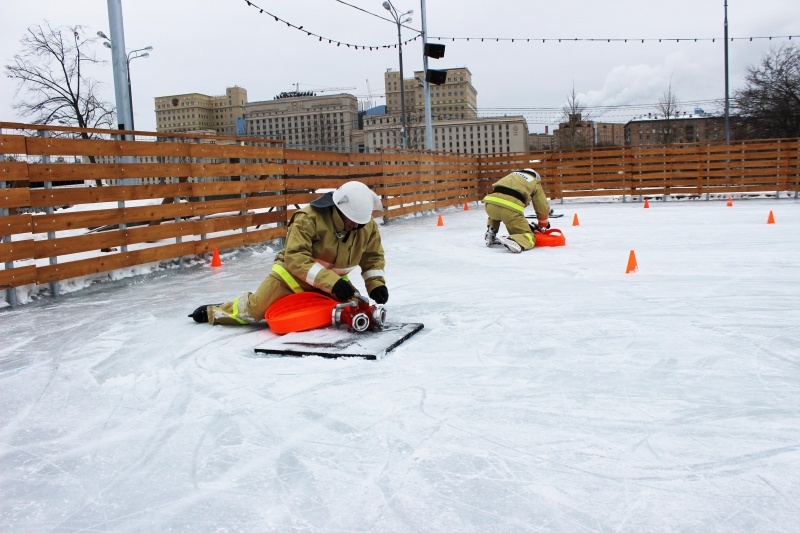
[644,199,650,209]
[727,197,733,207]
[625,250,638,274]
[437,215,444,226]
[463,202,469,211]
[767,210,775,224]
[572,213,580,226]
[211,248,222,267]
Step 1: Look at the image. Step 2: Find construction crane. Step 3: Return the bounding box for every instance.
[293,83,356,94]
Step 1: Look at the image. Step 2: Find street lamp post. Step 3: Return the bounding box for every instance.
[383,1,413,150]
[98,32,152,132]
[125,47,152,130]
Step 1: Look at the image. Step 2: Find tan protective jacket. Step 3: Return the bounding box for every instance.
[487,171,550,222]
[271,204,386,295]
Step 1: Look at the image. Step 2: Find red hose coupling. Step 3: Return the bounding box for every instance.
[332,296,386,332]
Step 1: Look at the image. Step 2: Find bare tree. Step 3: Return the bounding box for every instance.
[733,44,800,139]
[560,86,592,150]
[656,83,682,145]
[405,112,427,150]
[5,22,115,135]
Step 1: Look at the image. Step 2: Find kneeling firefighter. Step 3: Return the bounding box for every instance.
[483,168,551,253]
[189,181,389,325]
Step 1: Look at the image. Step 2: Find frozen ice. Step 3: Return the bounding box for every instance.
[1,198,799,531]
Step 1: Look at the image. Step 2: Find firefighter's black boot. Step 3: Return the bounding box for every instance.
[188,304,217,323]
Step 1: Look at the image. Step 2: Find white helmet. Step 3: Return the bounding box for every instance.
[518,168,542,181]
[332,181,379,224]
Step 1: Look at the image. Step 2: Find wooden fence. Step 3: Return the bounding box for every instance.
[2,121,798,304]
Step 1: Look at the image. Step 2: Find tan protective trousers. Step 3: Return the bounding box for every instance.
[485,202,536,251]
[209,275,295,325]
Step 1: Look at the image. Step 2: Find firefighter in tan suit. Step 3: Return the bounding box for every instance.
[189,181,388,325]
[483,168,551,253]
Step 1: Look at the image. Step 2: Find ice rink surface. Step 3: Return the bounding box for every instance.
[2,198,799,532]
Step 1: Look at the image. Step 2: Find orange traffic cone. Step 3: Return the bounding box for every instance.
[625,250,638,274]
[767,210,775,224]
[211,248,222,267]
[644,199,650,209]
[437,214,444,226]
[463,202,469,211]
[572,213,580,226]
[726,197,733,207]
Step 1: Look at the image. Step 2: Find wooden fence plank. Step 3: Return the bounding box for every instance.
[30,183,193,206]
[0,188,31,209]
[24,136,193,158]
[0,135,28,156]
[36,242,197,284]
[27,163,195,182]
[0,161,30,182]
[189,179,285,197]
[32,222,197,258]
[0,214,33,234]
[0,265,37,289]
[0,238,34,261]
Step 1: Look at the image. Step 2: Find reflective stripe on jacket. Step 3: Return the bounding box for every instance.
[270,204,386,295]
[484,171,550,219]
[483,195,525,213]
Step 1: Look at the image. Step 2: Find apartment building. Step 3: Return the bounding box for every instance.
[244,92,359,152]
[624,113,727,145]
[528,133,556,151]
[554,115,625,149]
[384,67,478,120]
[154,87,247,136]
[363,113,528,154]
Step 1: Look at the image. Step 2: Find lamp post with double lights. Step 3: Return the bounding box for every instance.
[98,31,152,131]
[382,1,413,150]
[124,47,152,130]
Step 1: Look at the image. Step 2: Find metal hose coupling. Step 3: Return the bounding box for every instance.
[332,294,386,332]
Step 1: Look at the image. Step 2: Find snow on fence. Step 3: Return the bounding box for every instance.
[1,121,799,304]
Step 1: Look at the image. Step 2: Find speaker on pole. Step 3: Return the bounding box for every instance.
[424,43,446,59]
[425,69,447,85]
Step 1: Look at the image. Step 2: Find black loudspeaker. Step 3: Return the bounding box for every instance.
[424,43,446,59]
[425,69,447,85]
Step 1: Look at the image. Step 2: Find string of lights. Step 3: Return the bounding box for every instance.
[428,35,796,44]
[242,0,796,49]
[241,0,420,50]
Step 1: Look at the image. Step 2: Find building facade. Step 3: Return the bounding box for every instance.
[594,123,625,146]
[384,67,478,121]
[528,133,556,151]
[363,114,528,154]
[554,115,625,149]
[624,114,727,145]
[154,87,247,136]
[244,92,359,152]
[374,65,526,154]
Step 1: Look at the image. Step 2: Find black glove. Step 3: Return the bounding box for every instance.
[331,278,356,302]
[369,285,389,304]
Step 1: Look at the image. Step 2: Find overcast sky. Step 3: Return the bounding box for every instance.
[2,0,798,134]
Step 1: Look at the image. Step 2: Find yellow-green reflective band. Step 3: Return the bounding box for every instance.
[228,297,248,324]
[524,233,534,246]
[484,195,525,213]
[272,264,303,293]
